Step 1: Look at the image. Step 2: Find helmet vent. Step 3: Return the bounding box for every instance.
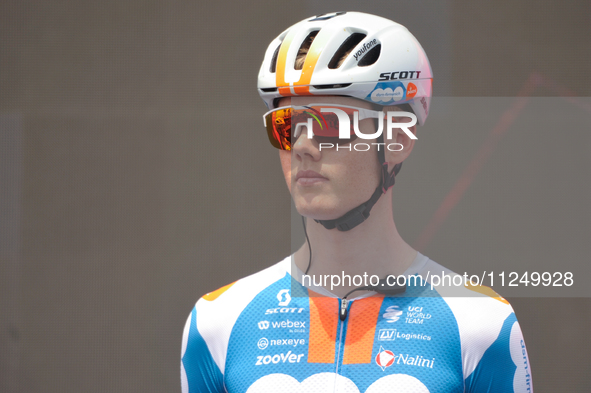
[358,44,381,67]
[328,33,366,69]
[313,83,352,89]
[294,30,320,70]
[269,44,281,73]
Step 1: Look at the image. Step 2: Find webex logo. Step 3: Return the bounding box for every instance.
[258,319,306,330]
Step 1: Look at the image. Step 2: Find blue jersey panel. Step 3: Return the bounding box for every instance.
[465,313,518,392]
[224,275,328,392]
[347,283,463,393]
[182,308,225,393]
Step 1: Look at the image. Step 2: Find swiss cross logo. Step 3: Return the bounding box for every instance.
[375,346,395,371]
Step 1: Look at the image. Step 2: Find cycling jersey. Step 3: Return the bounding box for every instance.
[181,253,533,392]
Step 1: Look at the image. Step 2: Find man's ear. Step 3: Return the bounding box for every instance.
[383,114,417,167]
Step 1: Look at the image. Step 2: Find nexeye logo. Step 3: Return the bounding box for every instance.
[292,106,417,152]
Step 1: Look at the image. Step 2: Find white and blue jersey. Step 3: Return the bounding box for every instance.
[181,253,533,392]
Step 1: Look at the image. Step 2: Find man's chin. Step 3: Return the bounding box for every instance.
[295,205,350,222]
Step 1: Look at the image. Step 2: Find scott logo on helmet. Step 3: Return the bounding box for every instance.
[379,71,422,81]
[294,108,417,152]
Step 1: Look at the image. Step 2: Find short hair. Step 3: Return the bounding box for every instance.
[294,32,319,70]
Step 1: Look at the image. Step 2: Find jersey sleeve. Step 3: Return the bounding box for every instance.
[181,306,225,393]
[464,313,533,393]
[180,261,288,393]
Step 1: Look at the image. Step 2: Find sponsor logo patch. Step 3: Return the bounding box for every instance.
[375,346,395,371]
[257,337,269,350]
[405,306,432,325]
[258,320,270,330]
[406,83,417,99]
[264,307,306,315]
[255,351,305,365]
[375,346,435,371]
[277,289,291,306]
[378,329,397,341]
[383,305,403,323]
[378,71,422,81]
[353,39,378,61]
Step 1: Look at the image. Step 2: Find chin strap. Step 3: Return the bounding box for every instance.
[314,135,401,231]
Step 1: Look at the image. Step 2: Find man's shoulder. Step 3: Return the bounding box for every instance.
[416,258,531,390]
[183,256,292,369]
[191,256,291,329]
[420,257,514,308]
[416,256,517,332]
[419,257,519,351]
[200,258,289,302]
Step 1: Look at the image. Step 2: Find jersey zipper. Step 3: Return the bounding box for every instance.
[339,298,349,321]
[335,298,351,378]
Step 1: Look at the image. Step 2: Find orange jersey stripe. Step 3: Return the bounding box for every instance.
[465,282,510,305]
[307,294,339,363]
[202,281,236,301]
[343,296,384,364]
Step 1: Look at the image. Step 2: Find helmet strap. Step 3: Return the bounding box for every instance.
[314,135,399,231]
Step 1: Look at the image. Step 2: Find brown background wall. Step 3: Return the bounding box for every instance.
[1,1,590,392]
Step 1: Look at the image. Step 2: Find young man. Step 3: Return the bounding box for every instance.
[181,12,533,392]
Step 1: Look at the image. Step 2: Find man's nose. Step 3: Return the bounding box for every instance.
[292,123,321,161]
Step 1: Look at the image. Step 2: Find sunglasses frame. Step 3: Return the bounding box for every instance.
[262,103,385,128]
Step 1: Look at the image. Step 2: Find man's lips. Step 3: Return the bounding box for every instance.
[295,170,328,185]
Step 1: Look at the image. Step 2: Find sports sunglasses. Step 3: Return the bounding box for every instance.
[262,104,385,150]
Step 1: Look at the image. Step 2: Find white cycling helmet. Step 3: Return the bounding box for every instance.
[258,11,433,125]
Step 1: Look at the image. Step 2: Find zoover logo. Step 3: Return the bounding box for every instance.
[291,105,418,152]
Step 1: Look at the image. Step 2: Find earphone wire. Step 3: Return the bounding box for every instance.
[302,216,312,275]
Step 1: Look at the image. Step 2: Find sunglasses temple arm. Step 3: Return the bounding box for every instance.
[358,109,385,120]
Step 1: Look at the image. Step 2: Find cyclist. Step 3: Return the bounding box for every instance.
[181,12,533,392]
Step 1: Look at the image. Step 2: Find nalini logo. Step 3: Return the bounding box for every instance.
[375,346,436,371]
[257,338,269,350]
[383,305,403,323]
[277,289,291,306]
[375,346,395,371]
[258,321,270,330]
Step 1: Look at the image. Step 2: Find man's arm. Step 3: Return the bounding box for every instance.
[181,307,225,393]
[464,313,533,392]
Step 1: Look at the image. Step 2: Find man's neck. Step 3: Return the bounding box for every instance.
[293,195,417,298]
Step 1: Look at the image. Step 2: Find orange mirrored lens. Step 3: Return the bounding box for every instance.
[265,108,292,150]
